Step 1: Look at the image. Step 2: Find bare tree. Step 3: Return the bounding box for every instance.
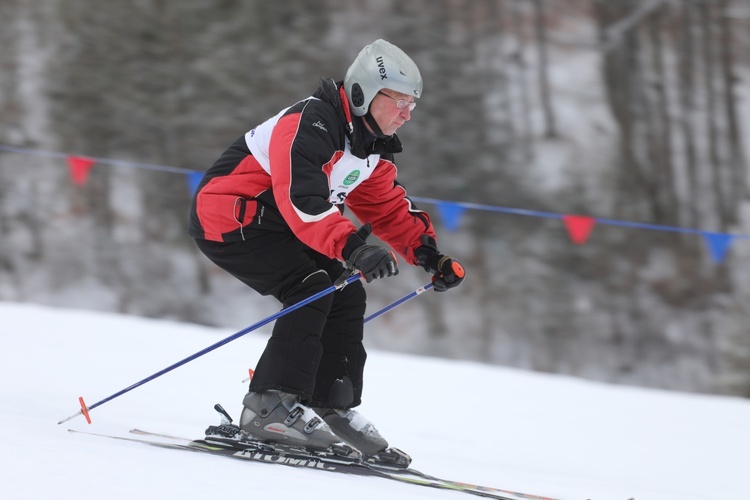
[532,0,558,138]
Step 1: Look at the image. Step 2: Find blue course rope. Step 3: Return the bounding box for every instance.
[410,196,750,240]
[2,143,748,240]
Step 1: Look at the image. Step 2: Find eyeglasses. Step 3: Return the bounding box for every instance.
[377,91,416,111]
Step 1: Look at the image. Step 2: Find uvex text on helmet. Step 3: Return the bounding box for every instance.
[344,39,423,117]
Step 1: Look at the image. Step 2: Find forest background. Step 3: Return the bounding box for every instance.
[2,0,750,397]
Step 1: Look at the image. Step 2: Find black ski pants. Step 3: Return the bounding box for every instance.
[194,213,367,409]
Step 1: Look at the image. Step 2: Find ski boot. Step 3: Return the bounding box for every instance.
[313,407,411,468]
[239,390,357,458]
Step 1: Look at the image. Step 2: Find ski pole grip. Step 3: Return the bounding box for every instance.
[451,261,465,278]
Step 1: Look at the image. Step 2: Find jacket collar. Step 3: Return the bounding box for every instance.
[314,78,403,159]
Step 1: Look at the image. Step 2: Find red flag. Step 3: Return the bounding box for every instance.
[66,156,96,185]
[562,215,596,245]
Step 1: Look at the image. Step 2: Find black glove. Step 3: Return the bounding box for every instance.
[343,223,399,283]
[414,235,465,292]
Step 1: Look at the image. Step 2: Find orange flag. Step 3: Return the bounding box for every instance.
[66,156,96,185]
[562,215,596,245]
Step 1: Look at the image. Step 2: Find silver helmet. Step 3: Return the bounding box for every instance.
[344,39,423,117]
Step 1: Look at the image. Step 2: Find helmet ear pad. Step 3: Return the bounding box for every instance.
[350,83,365,108]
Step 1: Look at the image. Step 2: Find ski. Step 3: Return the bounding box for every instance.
[70,427,559,500]
[131,428,560,500]
[130,428,191,441]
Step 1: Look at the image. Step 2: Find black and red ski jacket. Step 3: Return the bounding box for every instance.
[188,78,436,266]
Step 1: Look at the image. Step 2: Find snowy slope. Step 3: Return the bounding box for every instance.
[1,302,748,500]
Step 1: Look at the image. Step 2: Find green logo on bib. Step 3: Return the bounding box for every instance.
[343,170,361,186]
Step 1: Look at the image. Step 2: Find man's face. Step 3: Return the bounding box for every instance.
[367,89,416,136]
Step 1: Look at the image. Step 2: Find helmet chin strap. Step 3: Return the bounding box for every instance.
[364,111,389,139]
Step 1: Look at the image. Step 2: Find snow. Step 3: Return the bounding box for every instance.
[1,301,749,500]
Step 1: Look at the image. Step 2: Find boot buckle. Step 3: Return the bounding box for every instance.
[284,405,305,426]
[303,416,323,434]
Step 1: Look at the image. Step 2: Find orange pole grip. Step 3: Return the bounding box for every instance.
[451,261,465,278]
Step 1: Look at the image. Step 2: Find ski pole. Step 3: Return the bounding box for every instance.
[58,273,362,425]
[364,281,432,323]
[240,280,434,383]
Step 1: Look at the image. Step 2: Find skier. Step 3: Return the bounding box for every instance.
[188,39,465,461]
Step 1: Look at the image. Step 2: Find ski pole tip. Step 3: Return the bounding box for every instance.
[241,368,255,384]
[57,396,92,425]
[57,410,82,425]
